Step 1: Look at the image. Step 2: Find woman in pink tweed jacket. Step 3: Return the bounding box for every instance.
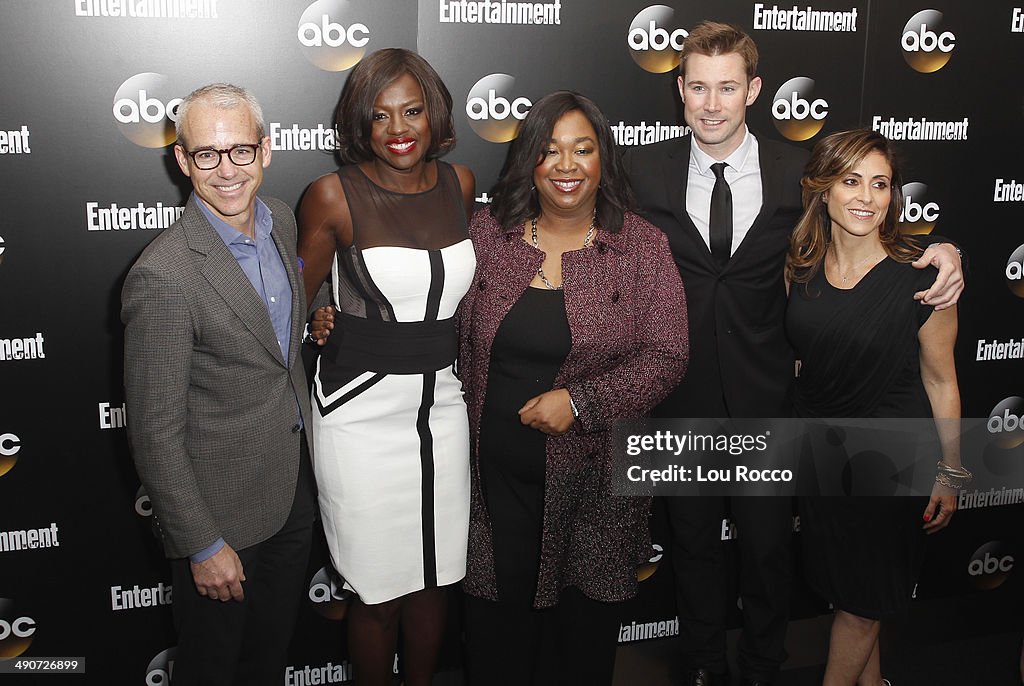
[457,91,689,685]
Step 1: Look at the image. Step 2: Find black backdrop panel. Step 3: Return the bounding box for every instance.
[0,1,1021,682]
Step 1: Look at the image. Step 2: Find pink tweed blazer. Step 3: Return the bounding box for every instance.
[458,208,688,607]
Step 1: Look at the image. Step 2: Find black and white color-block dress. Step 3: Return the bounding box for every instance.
[312,162,474,604]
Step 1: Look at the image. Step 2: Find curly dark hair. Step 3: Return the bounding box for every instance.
[334,48,455,165]
[490,91,634,233]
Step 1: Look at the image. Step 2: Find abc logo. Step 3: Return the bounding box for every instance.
[308,566,353,620]
[1005,244,1024,298]
[145,647,176,686]
[465,74,532,143]
[898,182,940,235]
[967,541,1015,590]
[627,5,689,74]
[135,485,153,517]
[297,0,370,72]
[637,542,664,582]
[901,9,956,73]
[0,233,6,263]
[112,73,182,149]
[0,599,35,658]
[987,396,1024,449]
[0,432,21,478]
[772,77,829,142]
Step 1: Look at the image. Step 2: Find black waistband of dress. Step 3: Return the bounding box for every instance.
[322,313,457,374]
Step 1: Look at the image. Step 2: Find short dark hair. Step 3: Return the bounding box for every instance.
[334,48,455,164]
[490,91,634,233]
[679,21,759,81]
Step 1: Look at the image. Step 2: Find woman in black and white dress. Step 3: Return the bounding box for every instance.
[297,48,475,686]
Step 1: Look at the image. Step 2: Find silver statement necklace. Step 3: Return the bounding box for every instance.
[530,213,596,290]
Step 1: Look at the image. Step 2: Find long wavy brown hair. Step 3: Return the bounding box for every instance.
[786,129,921,284]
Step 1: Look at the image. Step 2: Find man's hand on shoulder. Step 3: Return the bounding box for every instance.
[913,242,964,311]
[191,544,246,602]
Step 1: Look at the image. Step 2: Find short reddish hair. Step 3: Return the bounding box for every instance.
[679,21,759,81]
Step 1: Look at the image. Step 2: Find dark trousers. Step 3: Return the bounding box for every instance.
[668,496,792,681]
[463,586,623,686]
[170,443,316,686]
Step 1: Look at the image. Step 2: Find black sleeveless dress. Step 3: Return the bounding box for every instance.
[786,258,937,618]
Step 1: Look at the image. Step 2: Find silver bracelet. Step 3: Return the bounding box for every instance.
[568,395,580,419]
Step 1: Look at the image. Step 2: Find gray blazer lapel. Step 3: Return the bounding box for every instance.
[181,200,287,367]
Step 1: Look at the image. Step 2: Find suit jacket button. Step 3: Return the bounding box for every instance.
[291,423,301,433]
[479,279,487,290]
[611,290,620,303]
[598,244,607,254]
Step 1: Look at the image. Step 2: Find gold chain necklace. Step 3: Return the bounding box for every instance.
[530,213,596,290]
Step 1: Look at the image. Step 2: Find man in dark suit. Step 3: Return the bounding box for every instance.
[122,83,316,686]
[623,21,963,686]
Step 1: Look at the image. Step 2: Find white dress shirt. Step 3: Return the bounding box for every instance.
[686,128,763,257]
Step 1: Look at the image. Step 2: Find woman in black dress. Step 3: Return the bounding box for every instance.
[785,129,970,686]
[457,91,688,685]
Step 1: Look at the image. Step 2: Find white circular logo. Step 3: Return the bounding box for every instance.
[1005,244,1024,298]
[901,9,956,73]
[771,77,829,141]
[627,5,688,74]
[297,0,370,72]
[112,73,183,148]
[898,182,940,235]
[465,74,532,143]
[145,647,177,686]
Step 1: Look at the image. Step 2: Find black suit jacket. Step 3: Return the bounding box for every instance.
[624,134,809,418]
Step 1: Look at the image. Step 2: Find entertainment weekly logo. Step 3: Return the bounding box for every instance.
[0,522,60,553]
[994,178,1024,203]
[752,3,859,32]
[75,0,218,18]
[0,332,46,362]
[0,125,31,154]
[438,0,562,25]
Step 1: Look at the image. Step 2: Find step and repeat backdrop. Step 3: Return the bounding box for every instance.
[1,0,1022,682]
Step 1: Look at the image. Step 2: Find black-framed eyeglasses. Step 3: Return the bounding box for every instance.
[181,143,261,170]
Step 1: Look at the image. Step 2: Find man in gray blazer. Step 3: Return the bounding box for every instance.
[122,84,316,686]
